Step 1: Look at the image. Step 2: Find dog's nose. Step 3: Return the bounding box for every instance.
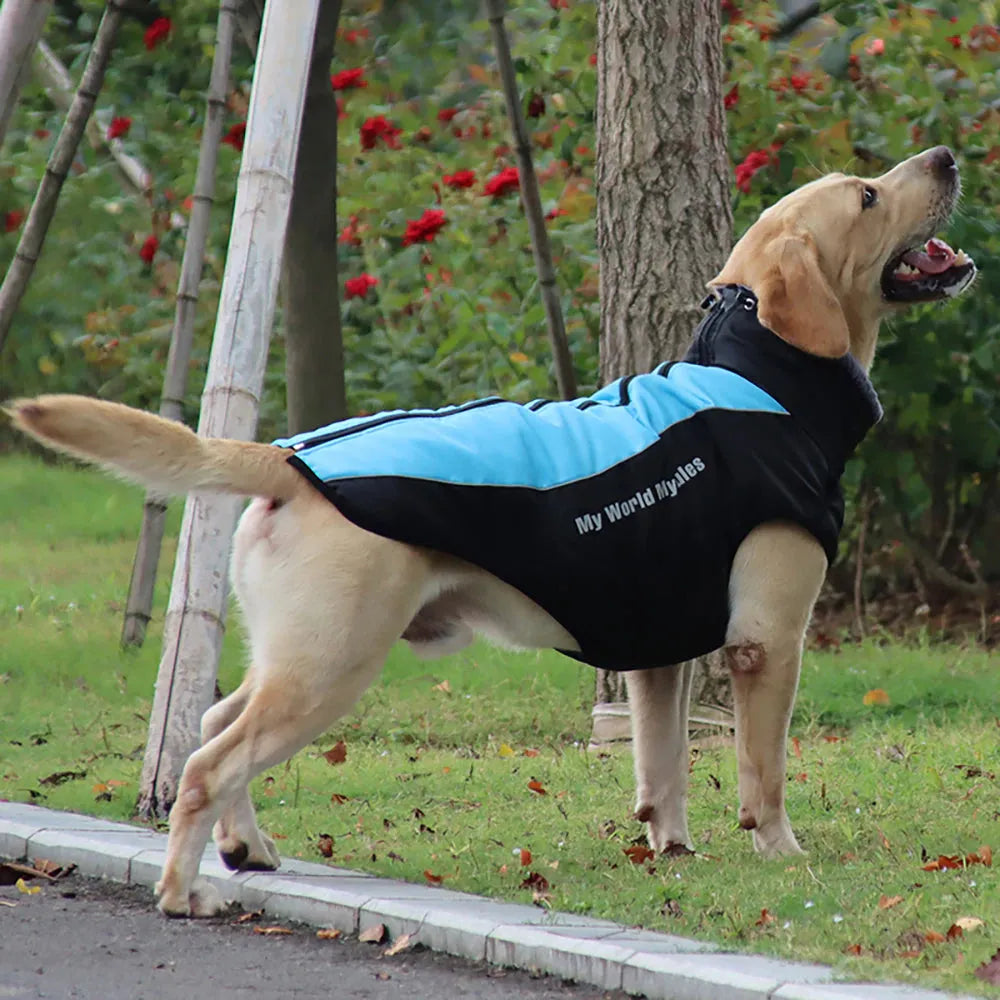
[926,145,957,178]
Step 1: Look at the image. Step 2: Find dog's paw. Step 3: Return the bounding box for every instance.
[634,800,692,856]
[751,822,805,859]
[156,877,225,918]
[216,830,281,872]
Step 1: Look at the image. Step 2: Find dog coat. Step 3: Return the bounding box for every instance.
[273,285,882,670]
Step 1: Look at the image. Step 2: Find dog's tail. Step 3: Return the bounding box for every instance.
[5,395,305,501]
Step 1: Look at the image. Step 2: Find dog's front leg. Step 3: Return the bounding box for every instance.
[725,522,827,858]
[625,663,695,854]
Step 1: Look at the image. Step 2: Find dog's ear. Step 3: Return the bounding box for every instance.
[711,233,851,359]
[750,235,851,358]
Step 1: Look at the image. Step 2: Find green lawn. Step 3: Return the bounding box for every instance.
[1,454,998,995]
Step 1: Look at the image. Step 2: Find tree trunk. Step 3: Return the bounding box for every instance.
[592,0,734,730]
[136,0,321,820]
[0,0,53,150]
[282,0,345,434]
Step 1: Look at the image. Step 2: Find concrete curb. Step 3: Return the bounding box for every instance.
[0,802,976,1000]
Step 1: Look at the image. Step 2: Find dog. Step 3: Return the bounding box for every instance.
[6,146,976,918]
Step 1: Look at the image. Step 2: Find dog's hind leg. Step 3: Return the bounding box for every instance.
[196,678,281,872]
[725,522,827,858]
[156,656,387,918]
[625,663,695,854]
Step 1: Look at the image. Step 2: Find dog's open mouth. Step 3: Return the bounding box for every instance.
[882,237,976,302]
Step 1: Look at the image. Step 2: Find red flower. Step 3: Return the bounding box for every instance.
[483,166,520,197]
[341,27,369,44]
[443,169,476,189]
[734,148,775,194]
[588,52,597,66]
[331,67,367,91]
[402,209,446,247]
[360,115,402,150]
[4,210,25,233]
[437,107,458,123]
[336,97,346,121]
[222,122,246,151]
[545,207,568,220]
[144,17,171,51]
[549,0,569,8]
[724,84,739,109]
[344,273,378,299]
[946,34,962,48]
[139,235,159,263]
[527,93,546,118]
[107,116,132,140]
[339,215,363,246]
[865,37,885,56]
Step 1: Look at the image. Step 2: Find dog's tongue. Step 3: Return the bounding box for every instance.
[901,237,956,274]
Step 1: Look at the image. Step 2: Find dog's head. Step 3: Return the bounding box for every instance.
[711,146,976,365]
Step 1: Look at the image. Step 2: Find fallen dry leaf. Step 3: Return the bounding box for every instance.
[498,743,515,758]
[234,909,263,924]
[374,971,392,981]
[945,924,963,941]
[756,908,775,927]
[924,930,946,944]
[527,779,547,795]
[253,925,293,936]
[323,741,347,765]
[432,679,451,693]
[317,834,334,858]
[30,859,75,879]
[863,688,890,706]
[317,927,342,940]
[38,769,86,787]
[791,737,802,758]
[844,943,864,956]
[975,948,1000,985]
[359,923,386,944]
[623,845,655,865]
[519,848,532,867]
[520,871,550,892]
[0,862,56,886]
[384,932,415,956]
[15,878,40,896]
[878,894,904,910]
[423,870,444,885]
[330,793,349,805]
[523,748,540,758]
[922,854,962,872]
[953,916,984,932]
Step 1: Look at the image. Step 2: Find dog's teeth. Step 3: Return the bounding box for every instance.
[954,249,970,265]
[894,262,920,276]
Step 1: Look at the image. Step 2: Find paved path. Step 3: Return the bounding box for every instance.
[0,802,976,1000]
[1,874,628,1000]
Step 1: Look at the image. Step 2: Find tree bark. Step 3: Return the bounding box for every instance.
[137,0,321,820]
[0,0,53,150]
[593,0,734,724]
[282,0,345,434]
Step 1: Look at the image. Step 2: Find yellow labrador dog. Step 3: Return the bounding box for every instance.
[7,146,975,918]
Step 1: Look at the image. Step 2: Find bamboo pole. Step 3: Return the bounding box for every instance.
[136,0,321,820]
[33,39,151,197]
[485,0,576,400]
[0,1,125,354]
[121,0,240,648]
[0,0,54,150]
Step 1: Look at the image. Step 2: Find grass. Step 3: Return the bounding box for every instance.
[1,454,999,995]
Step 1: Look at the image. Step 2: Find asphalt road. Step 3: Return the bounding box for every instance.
[0,871,636,1000]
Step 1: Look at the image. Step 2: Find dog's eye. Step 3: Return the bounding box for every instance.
[861,185,878,209]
